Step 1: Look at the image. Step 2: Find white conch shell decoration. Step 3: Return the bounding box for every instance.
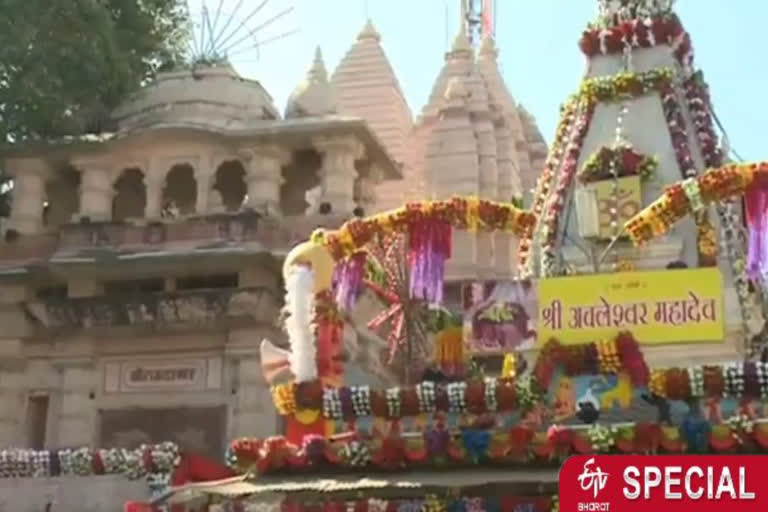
[283,264,318,383]
[259,338,292,384]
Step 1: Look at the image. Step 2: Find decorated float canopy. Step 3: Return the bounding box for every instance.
[155,0,768,509]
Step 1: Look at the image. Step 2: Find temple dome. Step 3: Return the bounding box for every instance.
[285,47,337,118]
[111,63,281,132]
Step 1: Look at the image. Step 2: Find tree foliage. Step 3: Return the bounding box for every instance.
[0,0,191,215]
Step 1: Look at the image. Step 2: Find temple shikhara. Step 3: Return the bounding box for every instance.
[1,0,768,511]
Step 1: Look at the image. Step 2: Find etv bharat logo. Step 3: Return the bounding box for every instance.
[578,458,610,498]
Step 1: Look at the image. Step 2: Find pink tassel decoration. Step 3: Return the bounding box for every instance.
[746,184,768,280]
[332,251,367,312]
[408,220,451,305]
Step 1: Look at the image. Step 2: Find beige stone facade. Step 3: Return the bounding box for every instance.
[0,60,401,456]
[0,14,544,507]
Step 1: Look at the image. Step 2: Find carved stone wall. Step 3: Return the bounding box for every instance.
[25,287,280,331]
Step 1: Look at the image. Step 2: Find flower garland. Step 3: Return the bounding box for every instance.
[624,162,768,245]
[0,443,179,480]
[593,0,675,29]
[518,98,580,277]
[579,15,692,71]
[537,68,675,276]
[587,424,617,452]
[280,495,555,512]
[272,375,528,421]
[533,331,649,389]
[578,143,658,184]
[310,198,534,263]
[578,68,674,105]
[226,418,768,475]
[277,332,768,424]
[656,67,722,267]
[683,70,753,348]
[538,99,594,276]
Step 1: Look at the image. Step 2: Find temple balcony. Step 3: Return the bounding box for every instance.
[0,212,351,269]
[22,285,281,336]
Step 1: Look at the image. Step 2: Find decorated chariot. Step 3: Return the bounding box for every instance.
[150,1,768,511]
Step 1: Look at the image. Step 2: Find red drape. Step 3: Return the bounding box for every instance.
[164,453,238,512]
[124,502,156,512]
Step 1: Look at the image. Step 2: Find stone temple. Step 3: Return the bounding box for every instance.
[0,10,545,466]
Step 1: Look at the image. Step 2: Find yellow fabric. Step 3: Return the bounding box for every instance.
[434,327,464,365]
[502,353,517,378]
[294,408,321,425]
[283,241,334,294]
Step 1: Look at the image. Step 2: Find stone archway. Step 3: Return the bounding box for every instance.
[212,160,247,212]
[112,168,146,221]
[162,164,197,217]
[280,149,321,216]
[43,165,80,226]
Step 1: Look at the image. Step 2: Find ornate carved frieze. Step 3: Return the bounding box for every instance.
[24,286,280,331]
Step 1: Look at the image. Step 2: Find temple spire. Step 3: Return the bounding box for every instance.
[309,46,328,83]
[451,0,471,53]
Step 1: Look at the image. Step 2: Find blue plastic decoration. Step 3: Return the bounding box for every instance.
[460,429,491,463]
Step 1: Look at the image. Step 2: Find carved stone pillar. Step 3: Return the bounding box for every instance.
[6,158,49,234]
[52,358,96,447]
[144,177,163,219]
[73,160,113,222]
[239,145,289,215]
[313,136,363,215]
[355,164,382,213]
[195,170,211,215]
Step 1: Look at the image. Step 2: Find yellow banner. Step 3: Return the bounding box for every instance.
[537,268,724,345]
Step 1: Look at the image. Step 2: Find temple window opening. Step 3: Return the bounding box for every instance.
[162,163,197,217]
[212,160,247,213]
[43,165,79,227]
[280,149,321,216]
[112,167,147,221]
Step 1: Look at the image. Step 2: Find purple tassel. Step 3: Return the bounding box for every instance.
[332,252,366,311]
[408,221,449,305]
[746,186,768,280]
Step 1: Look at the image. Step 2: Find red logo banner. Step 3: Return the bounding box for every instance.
[559,455,768,512]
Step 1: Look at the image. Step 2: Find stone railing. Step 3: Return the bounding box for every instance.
[0,212,350,265]
[24,286,281,331]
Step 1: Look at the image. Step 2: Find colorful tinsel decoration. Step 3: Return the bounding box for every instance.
[408,219,451,304]
[332,251,367,312]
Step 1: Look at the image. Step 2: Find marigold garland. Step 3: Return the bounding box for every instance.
[625,162,768,245]
[310,197,535,262]
[579,68,674,105]
[596,338,622,373]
